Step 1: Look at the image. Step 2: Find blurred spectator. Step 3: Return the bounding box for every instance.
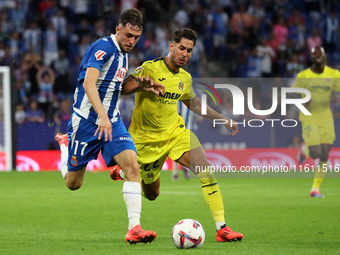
[286,54,304,78]
[190,4,206,34]
[273,17,288,49]
[322,11,338,54]
[230,4,252,40]
[91,19,106,41]
[42,0,58,22]
[73,0,89,23]
[53,98,71,125]
[15,103,26,125]
[174,6,190,28]
[0,11,11,34]
[246,48,261,78]
[36,66,55,106]
[248,0,265,19]
[51,8,67,48]
[8,1,26,33]
[69,55,82,93]
[15,70,31,107]
[287,7,305,27]
[8,31,22,65]
[26,99,45,123]
[23,21,42,54]
[79,35,91,57]
[212,6,228,59]
[256,37,276,78]
[43,22,58,66]
[75,19,92,41]
[306,28,322,52]
[21,52,42,98]
[51,49,70,97]
[0,45,12,66]
[288,15,305,51]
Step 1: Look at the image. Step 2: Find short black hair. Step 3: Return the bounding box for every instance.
[118,8,143,31]
[172,28,197,46]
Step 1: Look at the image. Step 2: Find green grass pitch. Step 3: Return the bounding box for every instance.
[1,171,340,255]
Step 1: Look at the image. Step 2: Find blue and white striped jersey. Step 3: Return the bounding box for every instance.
[73,34,128,124]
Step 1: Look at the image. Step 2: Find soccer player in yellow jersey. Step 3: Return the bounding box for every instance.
[111,28,243,242]
[293,46,340,198]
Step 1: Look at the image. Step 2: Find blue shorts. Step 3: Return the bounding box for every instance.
[67,112,136,171]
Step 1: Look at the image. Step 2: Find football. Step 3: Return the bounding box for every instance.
[171,219,205,249]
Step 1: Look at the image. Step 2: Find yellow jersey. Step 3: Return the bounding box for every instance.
[129,57,196,143]
[292,66,340,123]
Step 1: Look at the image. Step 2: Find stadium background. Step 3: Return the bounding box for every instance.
[1,0,340,170]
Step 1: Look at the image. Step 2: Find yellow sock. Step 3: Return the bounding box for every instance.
[312,161,327,190]
[199,176,225,223]
[302,144,310,158]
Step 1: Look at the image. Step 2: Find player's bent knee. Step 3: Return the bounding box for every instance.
[66,180,82,191]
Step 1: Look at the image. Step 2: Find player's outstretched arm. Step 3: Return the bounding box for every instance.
[83,67,112,141]
[182,97,239,136]
[122,75,165,96]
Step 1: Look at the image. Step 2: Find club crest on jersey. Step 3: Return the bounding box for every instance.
[70,156,78,166]
[115,67,128,82]
[178,81,184,90]
[95,50,107,60]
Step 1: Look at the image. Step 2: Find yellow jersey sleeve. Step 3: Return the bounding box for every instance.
[130,61,155,79]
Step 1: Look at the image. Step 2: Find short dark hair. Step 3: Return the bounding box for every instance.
[118,8,143,31]
[172,28,197,46]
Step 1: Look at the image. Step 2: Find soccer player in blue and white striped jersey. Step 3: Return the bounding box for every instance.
[55,8,164,244]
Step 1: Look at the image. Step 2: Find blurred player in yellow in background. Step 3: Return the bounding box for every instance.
[293,46,340,198]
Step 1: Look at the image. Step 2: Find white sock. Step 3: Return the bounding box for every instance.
[216,221,226,231]
[311,187,319,192]
[123,181,141,230]
[60,144,68,179]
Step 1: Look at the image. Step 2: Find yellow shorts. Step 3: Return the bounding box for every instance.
[135,129,201,184]
[302,122,335,146]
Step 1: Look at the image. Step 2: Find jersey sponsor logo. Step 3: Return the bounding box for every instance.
[70,156,78,166]
[95,50,107,60]
[178,81,184,90]
[159,92,181,100]
[115,67,128,82]
[119,136,133,141]
[151,96,177,105]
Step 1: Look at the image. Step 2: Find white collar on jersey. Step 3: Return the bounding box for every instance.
[111,34,122,52]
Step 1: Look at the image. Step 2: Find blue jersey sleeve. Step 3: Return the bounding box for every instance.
[78,37,113,80]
